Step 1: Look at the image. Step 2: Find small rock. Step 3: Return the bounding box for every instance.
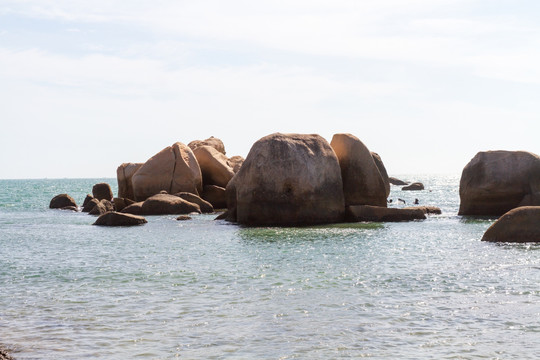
[346,205,426,222]
[402,182,424,191]
[82,198,100,212]
[93,212,147,226]
[50,194,77,209]
[176,215,192,221]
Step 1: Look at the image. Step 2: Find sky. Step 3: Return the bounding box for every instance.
[1,0,540,179]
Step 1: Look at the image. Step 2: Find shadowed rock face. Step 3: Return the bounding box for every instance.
[201,185,227,209]
[459,151,540,216]
[330,133,388,207]
[117,163,143,200]
[50,194,77,209]
[131,142,202,201]
[482,206,540,242]
[193,145,235,188]
[226,133,345,226]
[92,183,113,201]
[345,205,426,222]
[371,152,390,197]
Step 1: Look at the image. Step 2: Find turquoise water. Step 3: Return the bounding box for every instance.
[0,176,539,359]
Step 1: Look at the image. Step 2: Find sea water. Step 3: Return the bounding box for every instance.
[0,176,539,359]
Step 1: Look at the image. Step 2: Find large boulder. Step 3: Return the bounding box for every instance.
[193,145,235,188]
[371,152,390,197]
[93,212,147,226]
[482,206,540,243]
[139,193,201,215]
[188,136,226,155]
[92,182,113,201]
[131,142,202,201]
[459,151,540,216]
[226,133,345,226]
[174,192,214,213]
[330,133,387,207]
[117,163,143,200]
[346,205,426,222]
[49,194,77,209]
[202,185,227,209]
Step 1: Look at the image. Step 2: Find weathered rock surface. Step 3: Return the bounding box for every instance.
[482,206,540,242]
[389,177,409,186]
[139,193,201,215]
[371,152,390,197]
[403,205,442,215]
[330,133,387,207]
[82,194,94,208]
[227,156,244,173]
[402,182,425,191]
[50,194,77,209]
[174,192,214,213]
[121,202,144,215]
[345,205,426,222]
[176,215,192,221]
[113,197,135,212]
[193,145,235,188]
[93,212,147,226]
[92,182,113,201]
[459,151,540,216]
[188,136,226,155]
[82,198,100,213]
[202,185,227,209]
[227,133,345,226]
[131,142,202,201]
[89,199,114,215]
[117,163,143,200]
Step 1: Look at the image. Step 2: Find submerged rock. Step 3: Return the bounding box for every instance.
[345,205,426,222]
[402,182,424,191]
[50,194,77,209]
[482,206,540,243]
[403,205,442,215]
[93,212,147,226]
[176,215,192,221]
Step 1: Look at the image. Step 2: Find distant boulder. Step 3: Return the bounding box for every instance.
[402,182,424,191]
[93,212,147,226]
[131,142,202,201]
[227,155,244,173]
[403,206,442,215]
[139,193,201,215]
[227,133,345,226]
[89,199,114,215]
[113,197,135,212]
[482,206,540,242]
[92,183,113,201]
[82,198,100,213]
[330,133,387,207]
[459,151,540,216]
[50,194,77,209]
[345,205,426,222]
[202,185,227,209]
[193,145,235,188]
[117,163,143,200]
[188,136,226,155]
[174,192,214,213]
[389,177,409,186]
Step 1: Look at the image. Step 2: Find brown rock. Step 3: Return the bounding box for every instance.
[113,197,135,212]
[371,152,390,197]
[402,182,425,191]
[345,205,426,222]
[82,198,100,212]
[93,212,147,226]
[92,182,113,201]
[140,193,201,215]
[202,185,227,209]
[403,206,442,215]
[188,136,226,155]
[131,142,202,201]
[50,194,77,209]
[330,133,387,207]
[174,192,214,213]
[121,202,144,215]
[459,151,540,216]
[176,215,192,221]
[117,163,143,200]
[227,155,244,173]
[89,199,114,215]
[227,133,345,226]
[389,177,409,186]
[193,145,235,188]
[82,194,94,208]
[482,206,540,242]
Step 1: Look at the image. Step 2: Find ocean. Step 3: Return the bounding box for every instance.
[0,176,539,359]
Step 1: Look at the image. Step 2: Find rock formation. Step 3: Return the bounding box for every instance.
[117,163,143,200]
[345,205,426,222]
[92,183,113,201]
[202,185,227,209]
[371,152,390,197]
[174,192,214,213]
[226,133,345,226]
[131,142,202,201]
[389,177,408,186]
[122,193,201,215]
[192,145,235,188]
[330,133,387,207]
[93,212,147,226]
[402,182,424,191]
[49,194,78,209]
[188,136,226,155]
[459,151,540,216]
[227,155,244,173]
[481,206,540,242]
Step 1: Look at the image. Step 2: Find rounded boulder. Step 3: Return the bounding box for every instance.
[482,206,540,243]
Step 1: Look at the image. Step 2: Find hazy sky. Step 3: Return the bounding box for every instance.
[1,0,540,179]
